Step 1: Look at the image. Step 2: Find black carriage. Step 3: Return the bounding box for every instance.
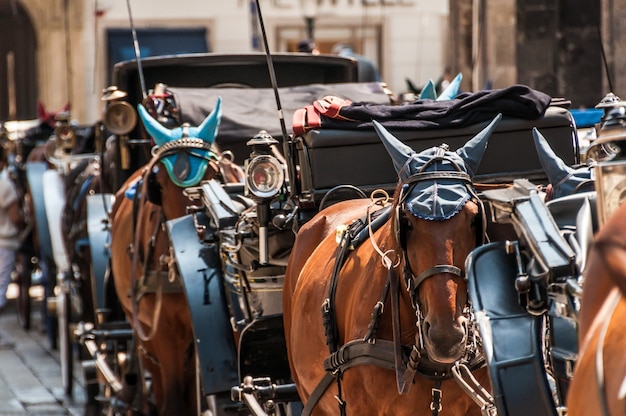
[66,52,388,413]
[155,83,583,415]
[55,46,599,416]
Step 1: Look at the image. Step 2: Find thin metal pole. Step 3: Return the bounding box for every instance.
[253,0,295,198]
[597,25,614,93]
[126,0,147,100]
[64,0,73,107]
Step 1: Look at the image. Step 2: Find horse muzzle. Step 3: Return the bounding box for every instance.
[422,315,468,364]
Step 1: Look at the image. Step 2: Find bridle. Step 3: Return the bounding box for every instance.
[390,150,486,391]
[129,136,220,342]
[309,148,487,416]
[395,148,485,308]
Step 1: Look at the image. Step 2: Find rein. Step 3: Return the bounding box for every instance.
[129,138,219,343]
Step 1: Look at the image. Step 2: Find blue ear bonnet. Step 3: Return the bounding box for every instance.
[400,147,473,221]
[549,166,594,200]
[137,97,222,187]
[533,127,594,200]
[374,114,500,221]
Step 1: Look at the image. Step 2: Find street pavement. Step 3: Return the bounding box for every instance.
[0,284,87,415]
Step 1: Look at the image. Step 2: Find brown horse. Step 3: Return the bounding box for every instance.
[284,115,502,415]
[567,200,626,416]
[110,98,243,415]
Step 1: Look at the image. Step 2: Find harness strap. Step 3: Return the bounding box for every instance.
[431,379,442,416]
[322,237,349,354]
[322,206,392,353]
[132,208,166,342]
[305,337,486,415]
[363,280,390,342]
[131,270,183,300]
[451,362,496,412]
[301,373,335,416]
[390,264,417,394]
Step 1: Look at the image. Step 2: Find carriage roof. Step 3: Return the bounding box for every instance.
[112,52,361,106]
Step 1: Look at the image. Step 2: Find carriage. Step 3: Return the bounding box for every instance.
[20,42,617,415]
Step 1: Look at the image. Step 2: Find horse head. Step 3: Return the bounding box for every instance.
[136,97,223,218]
[533,127,594,200]
[373,114,501,364]
[107,97,226,415]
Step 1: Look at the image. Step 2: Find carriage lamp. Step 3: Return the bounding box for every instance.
[590,106,626,226]
[245,131,284,199]
[594,156,626,227]
[245,130,285,265]
[103,101,137,136]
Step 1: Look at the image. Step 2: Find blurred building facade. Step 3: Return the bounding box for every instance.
[0,0,623,123]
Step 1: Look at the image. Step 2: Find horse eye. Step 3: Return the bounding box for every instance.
[470,214,480,228]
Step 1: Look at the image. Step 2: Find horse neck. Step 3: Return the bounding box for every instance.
[580,238,626,338]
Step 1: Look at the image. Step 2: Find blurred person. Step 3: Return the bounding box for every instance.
[0,146,23,313]
[0,145,23,348]
[331,42,381,82]
[297,39,320,55]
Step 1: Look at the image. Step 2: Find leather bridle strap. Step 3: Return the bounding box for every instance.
[402,170,472,186]
[302,339,399,416]
[409,265,464,293]
[390,264,417,394]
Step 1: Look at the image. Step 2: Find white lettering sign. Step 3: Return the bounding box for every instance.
[254,0,414,9]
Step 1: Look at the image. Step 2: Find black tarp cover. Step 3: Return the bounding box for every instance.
[169,82,390,142]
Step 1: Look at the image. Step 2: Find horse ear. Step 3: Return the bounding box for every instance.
[189,96,222,144]
[419,79,436,100]
[37,101,46,120]
[532,127,573,185]
[457,113,502,177]
[373,120,415,174]
[437,72,462,101]
[137,104,174,146]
